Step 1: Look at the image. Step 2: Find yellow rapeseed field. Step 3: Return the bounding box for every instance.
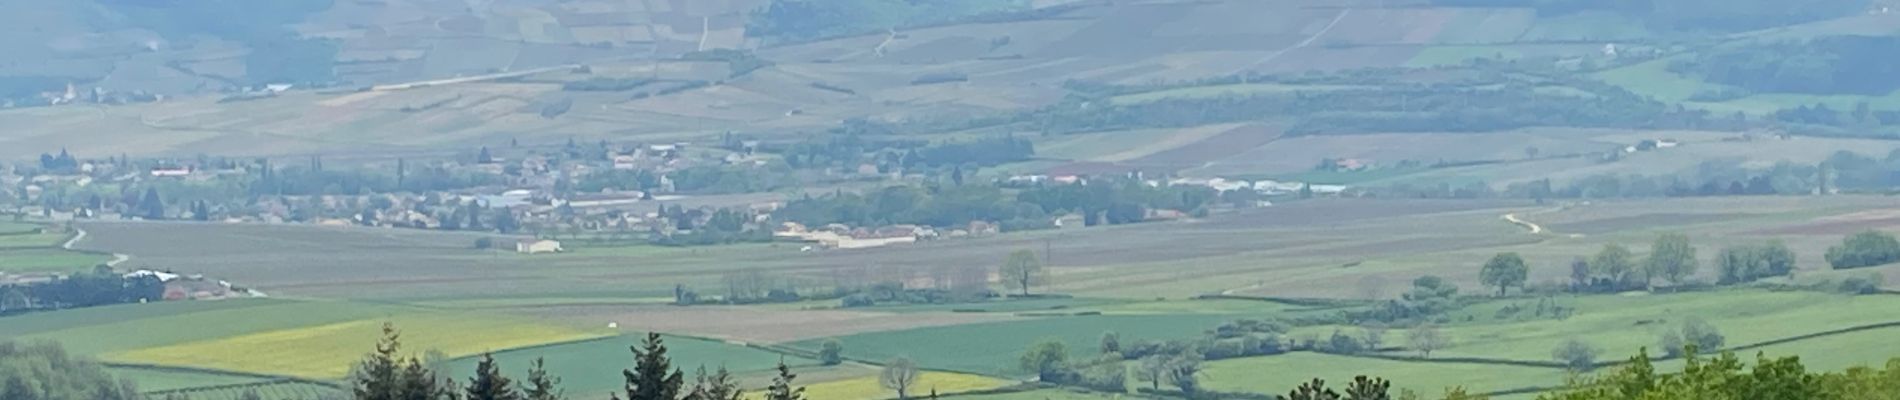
[106,313,609,379]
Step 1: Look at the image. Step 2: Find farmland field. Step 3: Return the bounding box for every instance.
[0,232,66,249]
[108,367,269,392]
[0,248,114,273]
[110,313,608,379]
[0,221,40,234]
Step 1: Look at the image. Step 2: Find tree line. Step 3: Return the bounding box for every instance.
[0,265,165,316]
[773,177,1216,232]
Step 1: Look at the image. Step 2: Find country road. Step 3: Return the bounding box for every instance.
[63,227,130,267]
[1503,213,1545,234]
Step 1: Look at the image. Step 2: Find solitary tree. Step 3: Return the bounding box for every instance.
[1592,244,1638,290]
[1480,252,1530,296]
[880,357,921,400]
[466,354,524,400]
[1568,257,1590,292]
[1019,338,1069,381]
[1681,318,1726,351]
[1646,233,1699,288]
[1552,339,1600,372]
[818,340,845,366]
[1406,324,1450,358]
[999,250,1047,297]
[620,333,685,400]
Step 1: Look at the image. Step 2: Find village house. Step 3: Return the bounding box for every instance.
[516,239,564,254]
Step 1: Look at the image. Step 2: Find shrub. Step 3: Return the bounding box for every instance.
[1552,339,1600,371]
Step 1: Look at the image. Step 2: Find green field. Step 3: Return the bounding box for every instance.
[447,334,814,396]
[0,232,66,249]
[10,300,397,356]
[109,367,268,392]
[0,248,113,273]
[1201,353,1570,396]
[0,221,40,234]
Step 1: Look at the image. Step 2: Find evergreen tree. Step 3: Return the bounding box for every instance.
[522,358,563,400]
[139,188,165,220]
[354,323,408,400]
[763,360,804,400]
[467,354,524,400]
[619,333,685,400]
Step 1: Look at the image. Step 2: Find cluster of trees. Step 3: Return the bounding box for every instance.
[38,149,80,172]
[0,266,165,315]
[781,133,1034,172]
[772,176,1218,231]
[251,161,502,197]
[0,340,142,400]
[1672,36,1900,96]
[348,326,805,400]
[1565,234,1701,293]
[1825,230,1900,270]
[1715,241,1796,284]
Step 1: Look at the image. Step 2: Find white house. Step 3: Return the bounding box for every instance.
[516,239,564,254]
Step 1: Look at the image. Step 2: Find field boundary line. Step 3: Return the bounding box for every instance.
[140,378,333,397]
[103,362,343,389]
[440,334,625,363]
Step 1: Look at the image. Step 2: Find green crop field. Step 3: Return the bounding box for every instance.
[447,334,814,396]
[0,248,115,273]
[12,300,401,356]
[1202,353,1571,396]
[109,367,268,392]
[0,298,288,338]
[0,232,66,249]
[0,221,40,234]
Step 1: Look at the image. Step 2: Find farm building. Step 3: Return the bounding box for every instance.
[516,239,564,254]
